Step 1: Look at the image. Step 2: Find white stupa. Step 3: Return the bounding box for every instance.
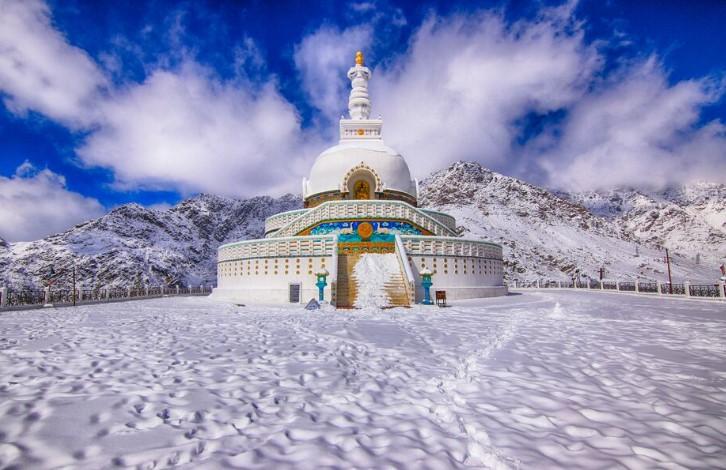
[304,52,417,204]
[212,52,507,307]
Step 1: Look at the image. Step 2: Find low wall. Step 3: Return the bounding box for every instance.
[416,285,508,301]
[210,287,322,305]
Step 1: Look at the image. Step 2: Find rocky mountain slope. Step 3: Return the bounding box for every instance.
[565,184,726,260]
[419,162,718,283]
[0,162,721,289]
[0,194,300,289]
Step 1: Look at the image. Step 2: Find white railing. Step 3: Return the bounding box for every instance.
[394,235,416,305]
[399,235,503,259]
[264,208,309,236]
[218,235,337,262]
[0,285,213,310]
[511,279,725,301]
[419,209,457,232]
[271,200,458,238]
[329,235,339,306]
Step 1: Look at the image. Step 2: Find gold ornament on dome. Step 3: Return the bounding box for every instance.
[357,128,365,135]
[355,51,364,65]
[357,222,374,241]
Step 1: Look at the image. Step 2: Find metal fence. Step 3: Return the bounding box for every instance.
[689,284,721,298]
[6,290,45,307]
[512,279,724,301]
[619,282,636,292]
[0,285,213,311]
[661,283,686,295]
[638,282,658,293]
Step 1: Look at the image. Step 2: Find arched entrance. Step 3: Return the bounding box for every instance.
[342,163,382,201]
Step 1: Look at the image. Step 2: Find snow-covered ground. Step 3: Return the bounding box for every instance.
[1,293,725,469]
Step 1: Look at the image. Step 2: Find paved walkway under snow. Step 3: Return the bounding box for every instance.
[0,291,724,469]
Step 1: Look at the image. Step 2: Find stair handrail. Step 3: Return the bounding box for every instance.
[394,234,416,305]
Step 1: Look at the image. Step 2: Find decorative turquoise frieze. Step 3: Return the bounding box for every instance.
[310,220,421,242]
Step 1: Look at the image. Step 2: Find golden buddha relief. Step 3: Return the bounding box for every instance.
[353,180,370,199]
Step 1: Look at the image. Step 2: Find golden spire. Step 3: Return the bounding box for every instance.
[355,50,364,66]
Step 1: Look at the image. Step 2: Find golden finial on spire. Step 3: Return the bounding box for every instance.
[355,50,364,66]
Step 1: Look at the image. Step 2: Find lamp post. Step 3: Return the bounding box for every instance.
[421,268,434,305]
[315,269,329,302]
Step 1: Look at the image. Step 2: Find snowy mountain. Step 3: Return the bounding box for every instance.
[566,184,726,261]
[0,194,300,289]
[1,162,721,289]
[419,162,718,283]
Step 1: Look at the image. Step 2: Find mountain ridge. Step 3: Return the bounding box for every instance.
[1,162,722,289]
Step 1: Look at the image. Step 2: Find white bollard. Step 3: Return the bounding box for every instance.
[176,285,180,295]
[558,281,562,289]
[144,286,149,297]
[44,286,51,306]
[0,286,7,307]
[719,281,725,299]
[537,279,540,289]
[684,281,691,298]
[657,282,662,295]
[127,287,132,298]
[615,281,620,291]
[600,280,604,290]
[635,278,640,293]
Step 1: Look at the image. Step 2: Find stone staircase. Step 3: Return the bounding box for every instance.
[383,270,411,307]
[335,252,411,309]
[335,252,361,308]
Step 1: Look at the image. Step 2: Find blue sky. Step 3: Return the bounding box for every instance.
[0,0,725,241]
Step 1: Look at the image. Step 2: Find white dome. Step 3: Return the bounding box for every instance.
[304,140,417,198]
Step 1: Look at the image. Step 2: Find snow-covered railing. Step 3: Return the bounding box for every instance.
[511,279,725,301]
[271,200,458,238]
[264,209,309,236]
[0,285,213,311]
[218,235,337,262]
[394,235,416,306]
[399,235,503,260]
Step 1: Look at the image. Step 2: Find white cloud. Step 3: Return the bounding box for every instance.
[0,0,323,199]
[294,25,373,124]
[0,0,106,126]
[369,8,600,179]
[1,0,724,199]
[295,6,725,190]
[534,59,726,189]
[0,162,104,242]
[77,62,319,197]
